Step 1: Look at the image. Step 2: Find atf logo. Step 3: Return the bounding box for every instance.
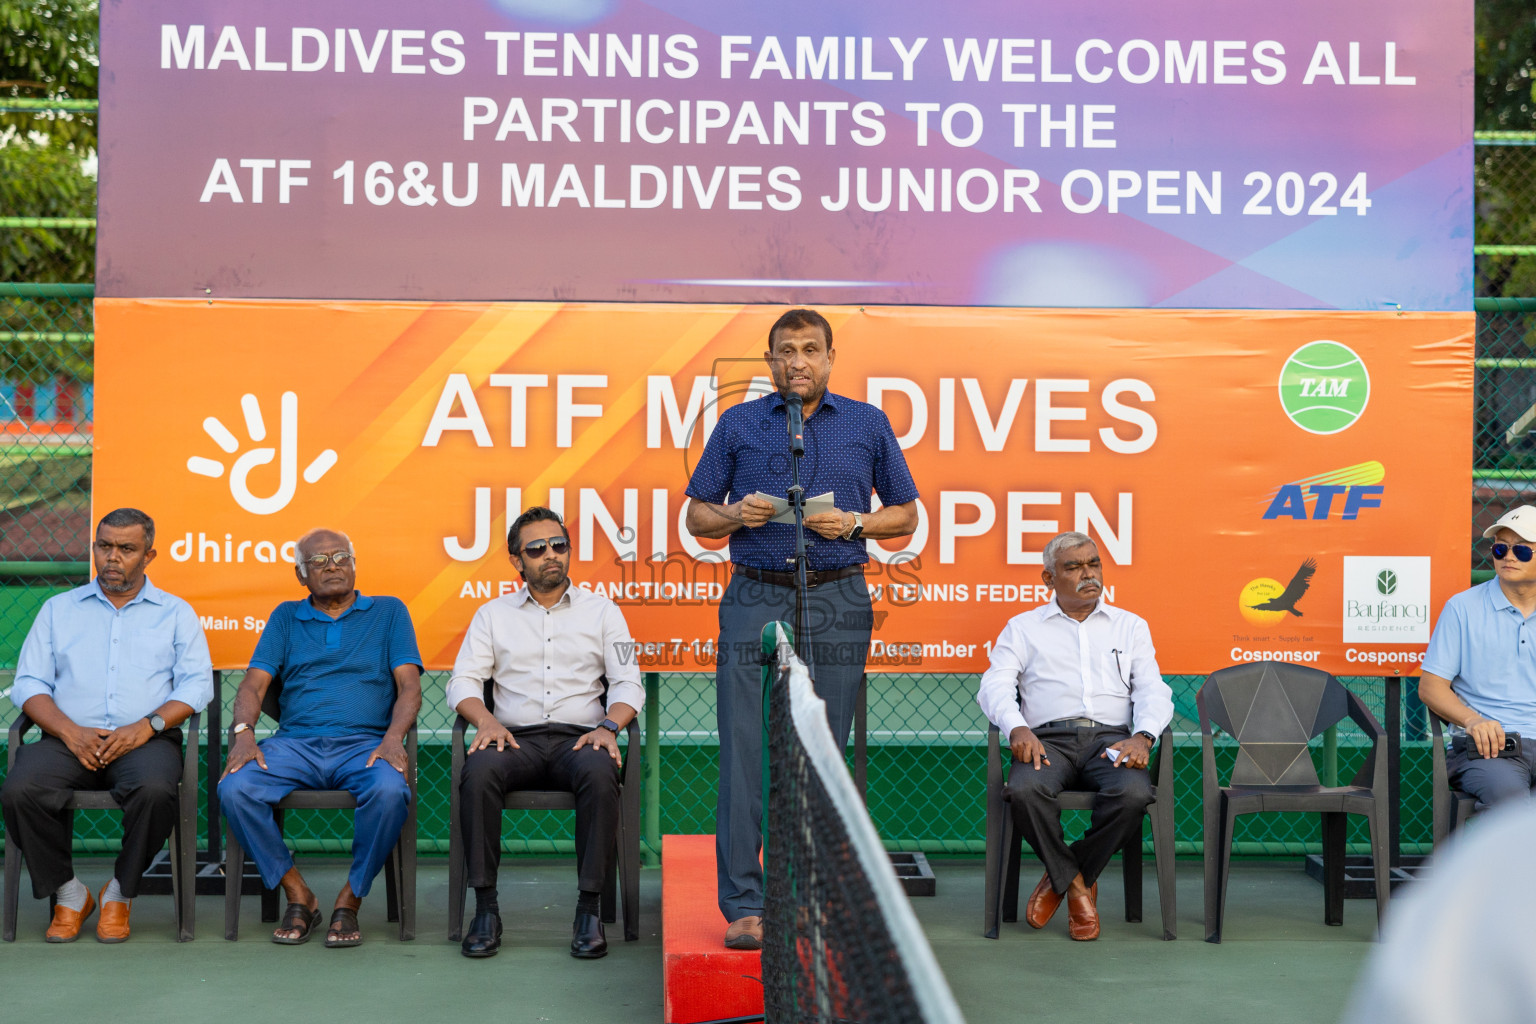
[186,392,337,515]
[1261,461,1384,520]
[1277,341,1370,434]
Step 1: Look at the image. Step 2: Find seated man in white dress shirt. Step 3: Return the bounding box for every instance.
[977,531,1174,941]
[447,506,643,960]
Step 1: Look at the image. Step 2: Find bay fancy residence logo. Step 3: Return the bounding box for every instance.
[1342,556,1430,642]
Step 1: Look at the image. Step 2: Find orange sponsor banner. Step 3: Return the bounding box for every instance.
[93,299,1472,674]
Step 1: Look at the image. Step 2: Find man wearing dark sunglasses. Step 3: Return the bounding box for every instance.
[219,528,422,947]
[447,506,643,960]
[1420,505,1536,811]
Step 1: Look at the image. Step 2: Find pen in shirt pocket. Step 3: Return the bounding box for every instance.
[1111,648,1126,684]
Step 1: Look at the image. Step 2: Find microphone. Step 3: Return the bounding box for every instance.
[785,392,805,456]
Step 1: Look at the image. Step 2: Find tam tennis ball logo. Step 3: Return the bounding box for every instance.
[1376,570,1397,596]
[1278,341,1370,435]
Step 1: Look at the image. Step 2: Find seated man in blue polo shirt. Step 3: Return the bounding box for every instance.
[218,528,422,947]
[1420,505,1536,809]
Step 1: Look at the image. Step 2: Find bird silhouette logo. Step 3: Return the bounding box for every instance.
[1248,558,1317,617]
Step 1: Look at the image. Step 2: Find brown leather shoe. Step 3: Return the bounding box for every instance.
[723,915,763,950]
[96,885,131,944]
[1067,880,1099,941]
[44,888,96,943]
[1024,872,1064,929]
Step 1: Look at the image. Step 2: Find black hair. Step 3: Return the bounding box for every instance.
[96,507,155,548]
[508,506,568,557]
[768,308,833,350]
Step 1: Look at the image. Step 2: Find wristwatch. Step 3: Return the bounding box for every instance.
[147,713,166,734]
[844,510,864,541]
[1134,730,1156,744]
[233,722,252,736]
[600,718,621,736]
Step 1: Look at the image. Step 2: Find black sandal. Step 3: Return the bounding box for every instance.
[271,903,322,945]
[324,906,362,948]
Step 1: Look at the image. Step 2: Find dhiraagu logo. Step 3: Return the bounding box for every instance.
[1278,341,1370,434]
[185,392,337,515]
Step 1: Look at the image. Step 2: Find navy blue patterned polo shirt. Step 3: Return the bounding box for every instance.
[686,390,920,571]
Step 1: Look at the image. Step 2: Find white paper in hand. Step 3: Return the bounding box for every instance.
[753,491,837,524]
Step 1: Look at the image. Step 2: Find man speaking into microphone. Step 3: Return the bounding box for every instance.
[684,308,919,949]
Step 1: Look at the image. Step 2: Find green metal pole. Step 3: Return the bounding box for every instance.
[0,562,90,579]
[0,98,98,112]
[761,621,792,860]
[643,672,661,867]
[0,282,94,297]
[1322,725,1339,787]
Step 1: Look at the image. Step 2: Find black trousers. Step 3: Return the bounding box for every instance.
[1006,725,1154,895]
[0,730,183,899]
[459,724,620,894]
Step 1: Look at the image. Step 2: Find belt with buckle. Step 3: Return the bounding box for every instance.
[1040,717,1120,729]
[733,564,864,589]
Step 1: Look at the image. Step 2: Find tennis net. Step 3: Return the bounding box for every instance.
[761,622,966,1024]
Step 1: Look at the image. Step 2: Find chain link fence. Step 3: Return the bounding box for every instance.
[0,138,1529,864]
[1476,135,1536,298]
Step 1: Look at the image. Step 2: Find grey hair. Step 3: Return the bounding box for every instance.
[294,528,355,577]
[1042,531,1095,574]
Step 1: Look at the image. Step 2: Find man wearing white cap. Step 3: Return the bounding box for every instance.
[1418,505,1536,808]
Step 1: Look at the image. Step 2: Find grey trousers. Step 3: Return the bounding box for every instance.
[1006,724,1154,894]
[715,571,872,922]
[1448,737,1535,809]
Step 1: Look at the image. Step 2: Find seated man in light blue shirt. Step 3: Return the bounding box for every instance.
[1,508,213,943]
[1420,505,1536,809]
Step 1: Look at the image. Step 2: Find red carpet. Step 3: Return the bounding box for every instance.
[662,834,764,1024]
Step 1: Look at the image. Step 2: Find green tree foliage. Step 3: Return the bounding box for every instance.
[0,136,92,383]
[1475,0,1536,297]
[1,0,97,394]
[1477,0,1536,130]
[1,0,99,285]
[0,0,98,151]
[0,140,92,282]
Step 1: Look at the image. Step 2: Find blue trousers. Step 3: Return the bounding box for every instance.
[715,572,872,922]
[217,735,411,898]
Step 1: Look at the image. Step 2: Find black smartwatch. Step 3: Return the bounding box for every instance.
[600,718,621,736]
[147,713,167,734]
[1134,730,1156,744]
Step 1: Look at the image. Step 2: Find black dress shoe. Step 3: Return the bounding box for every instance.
[461,910,503,958]
[570,910,607,959]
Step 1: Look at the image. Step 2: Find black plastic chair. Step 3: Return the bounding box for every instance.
[1429,713,1478,844]
[1197,661,1388,943]
[983,723,1176,940]
[222,677,415,940]
[3,710,201,942]
[447,679,640,943]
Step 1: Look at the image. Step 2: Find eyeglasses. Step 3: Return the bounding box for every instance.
[1492,542,1534,562]
[301,551,354,569]
[521,538,569,558]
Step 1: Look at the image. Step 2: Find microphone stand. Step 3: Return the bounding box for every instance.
[784,392,814,673]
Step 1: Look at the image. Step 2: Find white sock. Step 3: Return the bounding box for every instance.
[55,877,88,912]
[102,878,129,904]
